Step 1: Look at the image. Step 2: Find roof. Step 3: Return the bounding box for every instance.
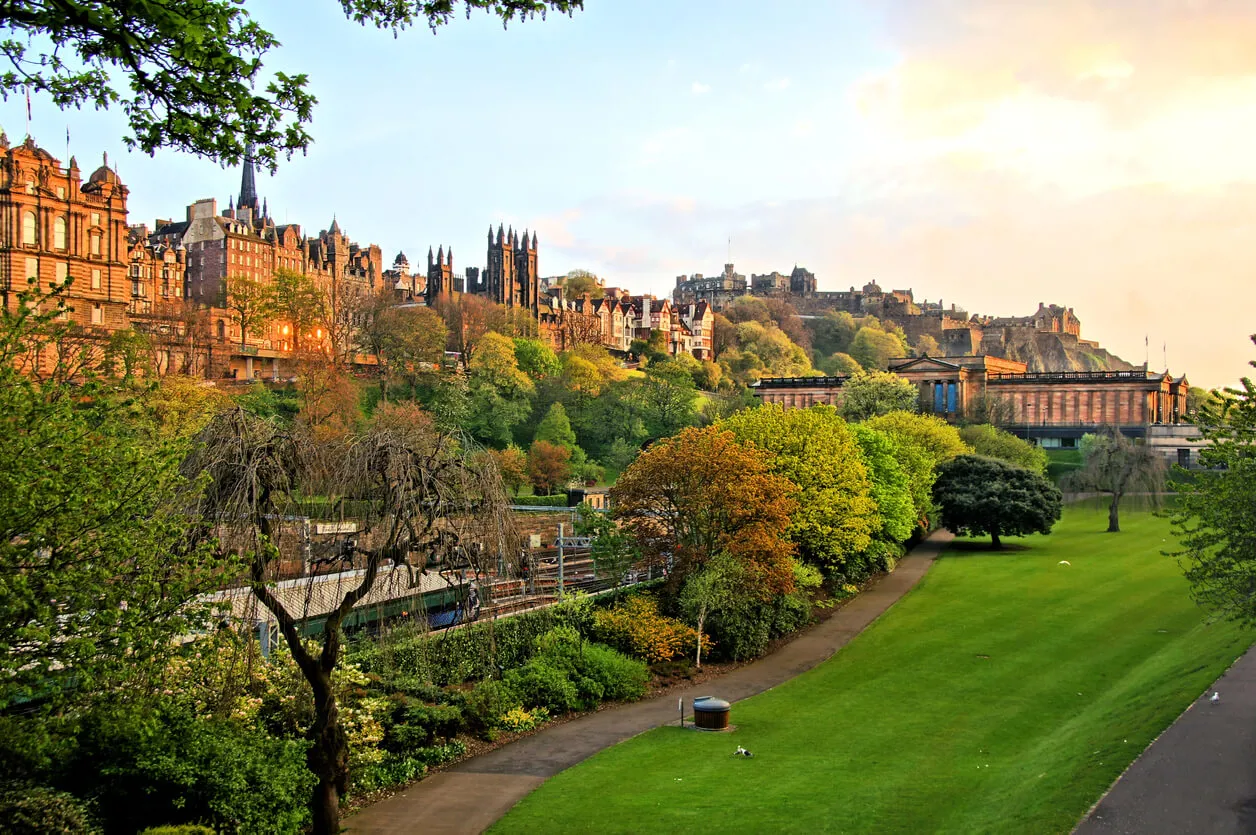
[752,375,848,389]
[888,355,963,372]
[207,566,470,627]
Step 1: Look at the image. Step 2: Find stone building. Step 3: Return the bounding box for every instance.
[0,135,132,333]
[753,353,1190,446]
[673,263,746,307]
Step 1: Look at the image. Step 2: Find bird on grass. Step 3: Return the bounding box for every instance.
[733,746,753,758]
[1210,691,1221,705]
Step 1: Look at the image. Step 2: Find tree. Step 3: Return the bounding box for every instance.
[535,401,578,451]
[809,310,857,357]
[1174,350,1256,624]
[226,276,274,348]
[270,269,322,354]
[849,423,916,545]
[962,392,1013,427]
[866,411,972,524]
[9,0,582,168]
[576,506,640,591]
[490,445,529,496]
[849,325,909,371]
[295,361,361,443]
[562,269,604,300]
[633,359,698,439]
[913,334,941,357]
[186,402,514,835]
[371,306,448,400]
[933,455,1062,548]
[514,337,560,381]
[527,440,571,495]
[817,351,862,377]
[1064,428,1167,532]
[678,552,742,667]
[611,426,798,597]
[959,424,1048,475]
[839,370,919,422]
[466,331,534,447]
[711,313,738,359]
[0,295,228,710]
[721,404,879,573]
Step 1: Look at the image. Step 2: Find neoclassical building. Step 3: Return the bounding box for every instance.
[753,354,1190,446]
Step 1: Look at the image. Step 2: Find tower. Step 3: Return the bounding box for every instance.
[425,244,453,304]
[237,144,260,220]
[515,229,538,312]
[486,222,515,306]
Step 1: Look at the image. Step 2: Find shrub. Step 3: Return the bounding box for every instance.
[353,755,426,793]
[140,828,215,835]
[592,596,701,664]
[463,679,521,738]
[412,740,467,768]
[504,660,581,713]
[66,702,313,834]
[579,643,650,701]
[498,706,551,733]
[381,700,464,753]
[0,783,99,834]
[707,591,814,661]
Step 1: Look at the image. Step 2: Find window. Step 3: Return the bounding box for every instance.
[56,186,65,199]
[91,303,103,325]
[53,216,66,250]
[55,262,68,285]
[216,320,226,340]
[91,212,101,227]
[24,257,37,283]
[91,268,101,290]
[22,211,36,246]
[90,234,100,256]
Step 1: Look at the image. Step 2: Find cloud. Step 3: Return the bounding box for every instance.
[691,81,711,95]
[792,119,814,138]
[637,127,693,166]
[763,77,791,92]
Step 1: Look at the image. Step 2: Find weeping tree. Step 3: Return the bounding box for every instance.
[185,401,516,835]
[1064,427,1167,532]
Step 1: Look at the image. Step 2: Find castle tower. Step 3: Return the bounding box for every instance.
[237,144,260,221]
[425,244,453,304]
[515,229,538,312]
[486,222,515,307]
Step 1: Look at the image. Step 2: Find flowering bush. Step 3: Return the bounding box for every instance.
[499,706,551,733]
[592,595,707,664]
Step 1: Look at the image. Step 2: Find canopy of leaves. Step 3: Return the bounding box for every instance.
[611,426,798,599]
[1174,356,1256,625]
[562,269,604,300]
[959,424,1048,474]
[721,405,878,572]
[933,455,1062,547]
[514,337,560,381]
[0,300,229,710]
[534,401,578,452]
[865,411,972,522]
[466,332,534,447]
[808,310,857,357]
[528,440,571,495]
[849,325,909,371]
[839,370,919,422]
[849,424,916,544]
[1064,428,1166,531]
[6,0,582,167]
[633,359,698,439]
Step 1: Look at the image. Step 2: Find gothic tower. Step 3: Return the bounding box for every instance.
[515,229,538,312]
[485,223,516,307]
[425,245,453,304]
[237,144,260,222]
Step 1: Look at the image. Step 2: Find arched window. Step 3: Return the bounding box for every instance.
[53,216,66,250]
[22,211,36,246]
[217,320,226,340]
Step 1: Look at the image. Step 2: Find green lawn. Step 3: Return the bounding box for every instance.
[492,508,1252,834]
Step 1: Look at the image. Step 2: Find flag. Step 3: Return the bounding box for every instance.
[25,86,31,121]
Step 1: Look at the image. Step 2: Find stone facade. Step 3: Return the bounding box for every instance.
[754,354,1190,445]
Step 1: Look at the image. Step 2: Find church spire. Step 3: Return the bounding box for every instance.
[238,143,259,212]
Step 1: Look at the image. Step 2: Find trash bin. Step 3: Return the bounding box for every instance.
[692,696,731,730]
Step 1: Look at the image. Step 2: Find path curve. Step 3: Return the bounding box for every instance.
[346,532,952,835]
[1074,644,1256,835]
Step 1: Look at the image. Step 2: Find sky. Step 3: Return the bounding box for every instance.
[8,0,1256,388]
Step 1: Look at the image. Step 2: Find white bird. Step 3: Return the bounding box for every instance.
[1210,691,1221,704]
[734,746,753,758]
[1058,560,1071,566]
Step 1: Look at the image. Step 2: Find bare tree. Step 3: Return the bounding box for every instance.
[1064,426,1167,532]
[185,403,516,834]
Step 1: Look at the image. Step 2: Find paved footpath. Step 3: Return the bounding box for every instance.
[1075,643,1256,835]
[346,532,953,834]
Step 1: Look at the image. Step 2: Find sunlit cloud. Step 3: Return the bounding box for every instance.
[691,81,711,95]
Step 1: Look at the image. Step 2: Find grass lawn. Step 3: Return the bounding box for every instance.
[492,507,1252,834]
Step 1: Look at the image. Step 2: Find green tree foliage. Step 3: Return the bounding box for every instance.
[720,320,813,384]
[933,455,1062,548]
[959,424,1048,475]
[817,351,862,377]
[808,310,858,357]
[1065,428,1167,532]
[866,411,972,524]
[0,298,229,710]
[721,405,879,573]
[849,424,916,545]
[270,269,322,353]
[633,359,698,439]
[466,332,534,447]
[371,306,448,400]
[678,552,743,667]
[839,370,919,422]
[562,269,604,300]
[7,0,582,168]
[225,275,274,347]
[1174,355,1256,624]
[849,325,909,371]
[534,401,578,451]
[913,334,941,357]
[514,337,560,381]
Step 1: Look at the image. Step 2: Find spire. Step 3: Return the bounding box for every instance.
[497,222,505,244]
[228,195,234,210]
[329,214,340,234]
[531,230,537,250]
[437,244,444,265]
[447,247,452,267]
[238,143,259,212]
[428,246,434,268]
[488,225,494,243]
[262,197,269,218]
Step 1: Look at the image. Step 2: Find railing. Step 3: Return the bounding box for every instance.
[752,375,848,388]
[988,370,1155,383]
